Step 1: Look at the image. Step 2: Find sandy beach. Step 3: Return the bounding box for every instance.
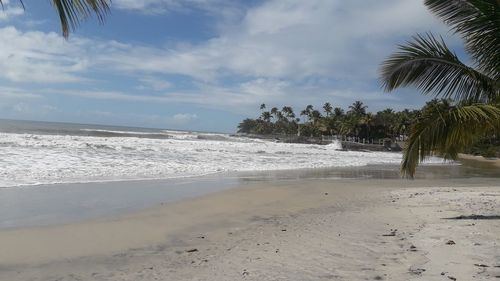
[2,0,499,280]
[1,176,499,281]
[459,153,500,168]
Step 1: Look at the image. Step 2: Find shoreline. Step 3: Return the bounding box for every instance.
[1,155,496,191]
[1,177,499,280]
[458,153,500,168]
[2,162,499,230]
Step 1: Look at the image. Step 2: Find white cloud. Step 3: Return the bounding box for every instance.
[96,0,456,83]
[0,27,90,83]
[172,113,197,122]
[37,77,408,116]
[112,0,245,25]
[41,89,168,102]
[12,102,57,116]
[0,0,463,115]
[137,76,172,91]
[0,91,56,119]
[0,1,456,83]
[75,110,198,128]
[0,2,24,21]
[114,0,181,11]
[0,86,42,100]
[113,0,237,14]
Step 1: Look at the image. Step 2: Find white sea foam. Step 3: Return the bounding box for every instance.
[0,132,443,188]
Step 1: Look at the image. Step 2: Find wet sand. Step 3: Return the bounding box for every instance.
[2,161,499,230]
[0,177,499,281]
[459,153,500,168]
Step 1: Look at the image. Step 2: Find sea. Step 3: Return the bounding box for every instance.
[0,119,422,189]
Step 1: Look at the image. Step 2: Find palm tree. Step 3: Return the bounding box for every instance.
[310,110,322,125]
[323,102,333,117]
[281,106,294,117]
[299,109,307,122]
[360,112,375,140]
[260,103,266,111]
[375,108,398,138]
[270,107,280,121]
[3,0,111,38]
[333,107,344,117]
[339,114,358,137]
[300,105,314,123]
[260,111,272,123]
[380,0,500,178]
[348,101,368,116]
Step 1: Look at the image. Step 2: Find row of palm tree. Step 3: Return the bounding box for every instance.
[238,101,421,142]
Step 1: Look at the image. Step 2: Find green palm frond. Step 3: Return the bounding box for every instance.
[402,102,500,178]
[380,1,500,177]
[424,0,500,77]
[0,0,24,9]
[380,33,499,103]
[52,0,111,38]
[1,0,111,38]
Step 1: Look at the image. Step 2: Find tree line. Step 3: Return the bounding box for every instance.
[238,100,422,142]
[238,99,499,158]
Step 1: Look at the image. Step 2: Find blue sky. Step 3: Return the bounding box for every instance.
[0,0,463,132]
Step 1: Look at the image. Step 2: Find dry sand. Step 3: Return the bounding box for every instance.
[0,178,499,280]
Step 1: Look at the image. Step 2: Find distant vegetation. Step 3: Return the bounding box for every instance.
[239,100,421,141]
[238,99,499,158]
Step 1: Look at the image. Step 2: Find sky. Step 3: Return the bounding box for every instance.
[0,0,464,133]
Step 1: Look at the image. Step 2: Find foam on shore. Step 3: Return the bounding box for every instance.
[0,132,444,188]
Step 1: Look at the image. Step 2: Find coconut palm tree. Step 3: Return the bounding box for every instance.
[333,107,344,117]
[281,106,295,119]
[323,102,333,117]
[300,109,309,121]
[348,101,368,116]
[310,110,323,125]
[300,105,314,123]
[360,112,375,140]
[3,0,111,38]
[380,0,500,178]
[260,111,272,123]
[375,108,399,138]
[270,107,280,121]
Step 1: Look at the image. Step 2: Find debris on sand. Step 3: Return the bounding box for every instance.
[408,267,426,275]
[382,229,397,237]
[446,215,500,220]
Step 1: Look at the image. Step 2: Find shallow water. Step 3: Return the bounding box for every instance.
[0,161,498,230]
[1,119,439,188]
[1,119,497,229]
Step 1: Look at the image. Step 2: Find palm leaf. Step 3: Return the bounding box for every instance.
[402,102,500,178]
[1,0,111,38]
[0,0,24,9]
[424,0,500,78]
[380,33,499,103]
[52,0,111,38]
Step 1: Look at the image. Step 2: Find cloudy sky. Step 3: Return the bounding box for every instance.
[0,0,463,132]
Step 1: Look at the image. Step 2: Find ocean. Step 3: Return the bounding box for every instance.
[0,119,427,189]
